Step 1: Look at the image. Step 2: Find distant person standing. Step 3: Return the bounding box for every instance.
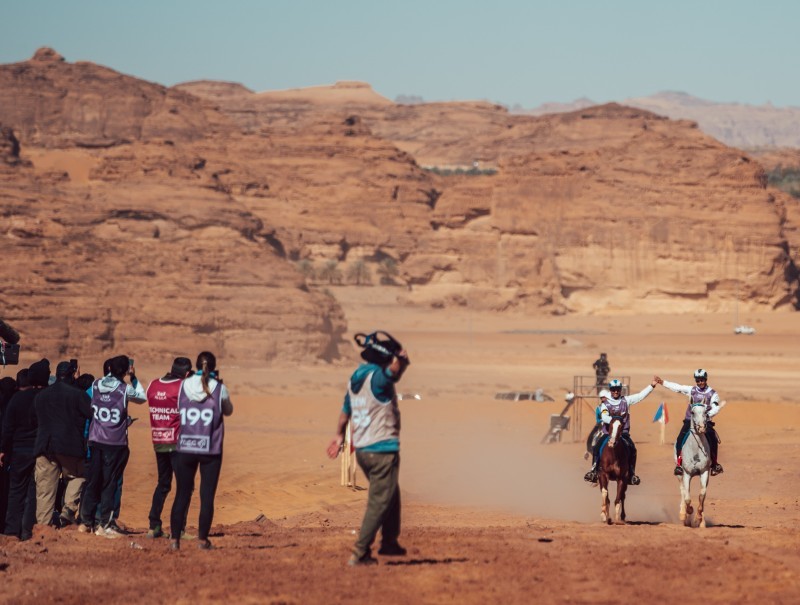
[593,353,610,394]
[169,351,233,551]
[145,357,192,539]
[326,331,411,567]
[79,355,146,537]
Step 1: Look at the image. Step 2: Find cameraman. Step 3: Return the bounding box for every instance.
[326,331,410,567]
[33,360,92,527]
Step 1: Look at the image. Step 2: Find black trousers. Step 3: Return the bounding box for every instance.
[80,443,129,527]
[148,451,174,530]
[170,452,222,541]
[3,449,36,539]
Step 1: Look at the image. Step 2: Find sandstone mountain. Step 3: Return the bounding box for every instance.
[524,91,800,151]
[2,49,800,364]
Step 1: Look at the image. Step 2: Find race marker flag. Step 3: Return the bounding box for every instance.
[652,402,669,424]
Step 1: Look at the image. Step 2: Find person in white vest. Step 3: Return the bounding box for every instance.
[327,331,410,567]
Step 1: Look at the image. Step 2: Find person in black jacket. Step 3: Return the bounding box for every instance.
[1,361,48,539]
[33,361,92,526]
[0,374,20,533]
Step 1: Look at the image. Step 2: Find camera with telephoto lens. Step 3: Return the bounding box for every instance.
[0,318,21,366]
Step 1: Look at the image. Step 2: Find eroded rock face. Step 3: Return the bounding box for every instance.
[1,50,799,369]
[0,49,233,149]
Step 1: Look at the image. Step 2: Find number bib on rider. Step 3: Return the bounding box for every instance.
[176,382,224,455]
[88,379,128,446]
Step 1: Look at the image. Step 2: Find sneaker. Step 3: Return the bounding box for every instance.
[107,521,130,535]
[629,474,641,486]
[710,463,724,476]
[198,539,213,550]
[180,530,196,540]
[583,470,598,483]
[378,543,407,556]
[170,540,180,551]
[674,465,684,476]
[95,526,124,539]
[347,553,378,567]
[59,508,77,526]
[146,526,164,539]
[78,524,93,534]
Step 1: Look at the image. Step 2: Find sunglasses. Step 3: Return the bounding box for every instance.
[695,378,706,383]
[610,387,622,391]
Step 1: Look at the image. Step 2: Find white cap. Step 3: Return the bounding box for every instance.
[599,389,611,399]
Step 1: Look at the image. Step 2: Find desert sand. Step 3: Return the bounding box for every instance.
[1,286,799,604]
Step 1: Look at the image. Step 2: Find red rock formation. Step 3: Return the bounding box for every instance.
[1,49,799,369]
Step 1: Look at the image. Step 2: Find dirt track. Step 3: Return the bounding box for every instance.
[2,302,800,604]
[2,505,799,604]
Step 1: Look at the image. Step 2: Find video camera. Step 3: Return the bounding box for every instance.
[354,331,409,368]
[0,318,20,366]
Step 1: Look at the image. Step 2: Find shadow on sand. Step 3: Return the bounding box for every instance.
[385,557,469,566]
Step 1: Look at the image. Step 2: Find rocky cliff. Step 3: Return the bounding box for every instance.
[2,49,799,364]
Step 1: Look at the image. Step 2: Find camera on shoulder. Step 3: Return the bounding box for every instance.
[0,318,21,366]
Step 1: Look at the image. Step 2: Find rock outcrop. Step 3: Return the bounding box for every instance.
[2,50,800,366]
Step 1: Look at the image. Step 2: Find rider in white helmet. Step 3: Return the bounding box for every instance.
[656,369,726,476]
[583,377,658,485]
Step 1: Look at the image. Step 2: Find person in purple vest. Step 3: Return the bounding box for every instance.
[169,351,233,551]
[583,377,658,485]
[78,355,146,538]
[656,370,726,476]
[326,331,411,567]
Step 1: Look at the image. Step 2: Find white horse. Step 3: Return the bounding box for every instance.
[677,403,713,527]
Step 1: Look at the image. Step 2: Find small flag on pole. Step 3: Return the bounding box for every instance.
[653,402,669,424]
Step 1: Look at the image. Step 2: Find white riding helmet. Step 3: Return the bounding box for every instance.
[693,369,708,380]
[608,379,623,390]
[598,389,611,399]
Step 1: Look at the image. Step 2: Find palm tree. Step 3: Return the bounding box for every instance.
[318,260,343,285]
[347,259,372,285]
[377,258,399,285]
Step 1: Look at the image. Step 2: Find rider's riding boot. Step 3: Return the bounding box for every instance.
[710,462,724,476]
[674,454,683,476]
[629,469,641,485]
[583,465,598,483]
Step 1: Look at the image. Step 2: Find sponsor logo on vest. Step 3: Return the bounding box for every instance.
[180,435,210,452]
[152,427,176,443]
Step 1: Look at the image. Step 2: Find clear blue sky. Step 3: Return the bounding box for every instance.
[3,0,799,108]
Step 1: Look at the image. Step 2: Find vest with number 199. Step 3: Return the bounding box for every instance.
[176,382,224,455]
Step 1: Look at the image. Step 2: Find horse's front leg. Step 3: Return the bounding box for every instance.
[614,479,627,525]
[695,471,709,528]
[599,476,610,524]
[679,473,693,526]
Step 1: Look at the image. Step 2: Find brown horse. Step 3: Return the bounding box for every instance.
[598,418,630,524]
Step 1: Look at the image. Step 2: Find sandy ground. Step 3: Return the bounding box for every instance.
[2,287,799,603]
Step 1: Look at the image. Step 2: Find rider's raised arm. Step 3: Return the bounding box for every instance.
[661,379,692,396]
[626,383,656,406]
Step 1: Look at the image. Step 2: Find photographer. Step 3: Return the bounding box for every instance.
[326,331,410,567]
[33,360,92,527]
[79,355,145,537]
